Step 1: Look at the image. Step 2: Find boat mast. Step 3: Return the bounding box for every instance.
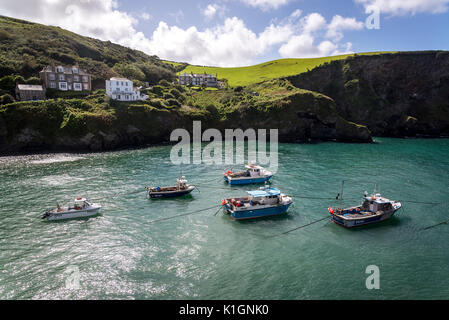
[339,180,344,209]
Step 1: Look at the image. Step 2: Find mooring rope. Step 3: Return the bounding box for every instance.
[148,204,221,224]
[269,216,330,237]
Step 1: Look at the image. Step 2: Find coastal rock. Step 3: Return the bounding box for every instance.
[288,51,449,137]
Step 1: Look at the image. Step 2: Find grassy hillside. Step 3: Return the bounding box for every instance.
[178,52,396,87]
[0,16,176,88]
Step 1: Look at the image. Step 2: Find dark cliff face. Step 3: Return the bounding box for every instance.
[288,51,449,137]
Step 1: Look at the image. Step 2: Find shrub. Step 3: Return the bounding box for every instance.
[169,88,182,99]
[151,85,164,96]
[165,98,180,107]
[163,93,175,100]
[158,79,171,87]
[0,93,15,105]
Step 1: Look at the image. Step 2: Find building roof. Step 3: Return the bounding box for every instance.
[110,77,131,81]
[247,188,281,197]
[16,84,44,91]
[40,65,90,75]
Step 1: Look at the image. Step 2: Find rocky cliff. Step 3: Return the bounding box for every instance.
[0,82,371,154]
[287,51,449,137]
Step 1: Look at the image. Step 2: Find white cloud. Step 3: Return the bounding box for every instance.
[145,17,294,67]
[326,15,364,41]
[202,3,227,20]
[290,9,303,18]
[301,13,327,34]
[203,4,218,19]
[278,13,362,59]
[279,34,339,58]
[140,12,151,21]
[354,0,449,15]
[240,0,291,10]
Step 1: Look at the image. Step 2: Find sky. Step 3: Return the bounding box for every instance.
[0,0,448,67]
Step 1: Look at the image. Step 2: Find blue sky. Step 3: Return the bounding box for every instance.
[0,0,448,66]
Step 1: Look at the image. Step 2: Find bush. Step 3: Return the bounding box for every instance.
[169,88,182,99]
[151,85,164,96]
[165,98,180,107]
[158,79,171,87]
[163,93,175,100]
[149,98,164,108]
[45,89,90,99]
[0,93,15,105]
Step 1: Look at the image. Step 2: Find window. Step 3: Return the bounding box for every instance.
[117,95,121,100]
[83,83,89,90]
[59,82,67,91]
[74,75,79,82]
[59,74,65,81]
[73,68,78,74]
[82,76,88,82]
[57,66,64,73]
[50,82,56,89]
[74,83,82,91]
[49,74,55,81]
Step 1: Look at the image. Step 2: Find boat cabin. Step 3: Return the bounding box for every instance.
[244,165,264,177]
[73,197,89,210]
[176,176,188,189]
[247,187,281,205]
[362,194,393,213]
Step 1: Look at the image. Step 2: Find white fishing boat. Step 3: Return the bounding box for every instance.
[42,198,102,221]
[146,176,196,198]
[328,183,401,228]
[224,164,273,185]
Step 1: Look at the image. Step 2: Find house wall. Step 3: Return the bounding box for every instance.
[40,66,92,92]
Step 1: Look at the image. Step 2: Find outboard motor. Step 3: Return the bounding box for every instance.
[42,212,51,219]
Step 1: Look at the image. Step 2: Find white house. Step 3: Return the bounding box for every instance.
[105,77,148,101]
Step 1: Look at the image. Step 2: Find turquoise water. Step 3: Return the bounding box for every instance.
[0,138,448,300]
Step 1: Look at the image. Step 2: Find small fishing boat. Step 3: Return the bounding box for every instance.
[328,184,402,228]
[221,186,293,220]
[223,164,273,185]
[146,176,195,198]
[42,198,101,221]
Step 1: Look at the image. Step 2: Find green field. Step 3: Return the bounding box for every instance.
[178,52,395,87]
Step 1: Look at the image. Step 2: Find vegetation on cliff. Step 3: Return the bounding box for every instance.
[0,79,371,153]
[0,16,176,88]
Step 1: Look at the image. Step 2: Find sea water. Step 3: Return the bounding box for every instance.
[0,138,448,299]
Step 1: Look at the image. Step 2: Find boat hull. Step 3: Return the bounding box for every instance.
[46,207,101,221]
[224,202,292,220]
[149,186,195,198]
[331,209,399,228]
[224,175,272,185]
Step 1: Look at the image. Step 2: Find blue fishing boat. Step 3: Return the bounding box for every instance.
[221,186,293,220]
[328,184,401,228]
[146,176,195,199]
[223,164,273,185]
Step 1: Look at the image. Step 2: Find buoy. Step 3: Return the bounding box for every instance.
[328,207,334,214]
[221,199,226,205]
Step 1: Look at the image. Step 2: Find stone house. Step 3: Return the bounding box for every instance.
[15,84,46,101]
[39,65,92,91]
